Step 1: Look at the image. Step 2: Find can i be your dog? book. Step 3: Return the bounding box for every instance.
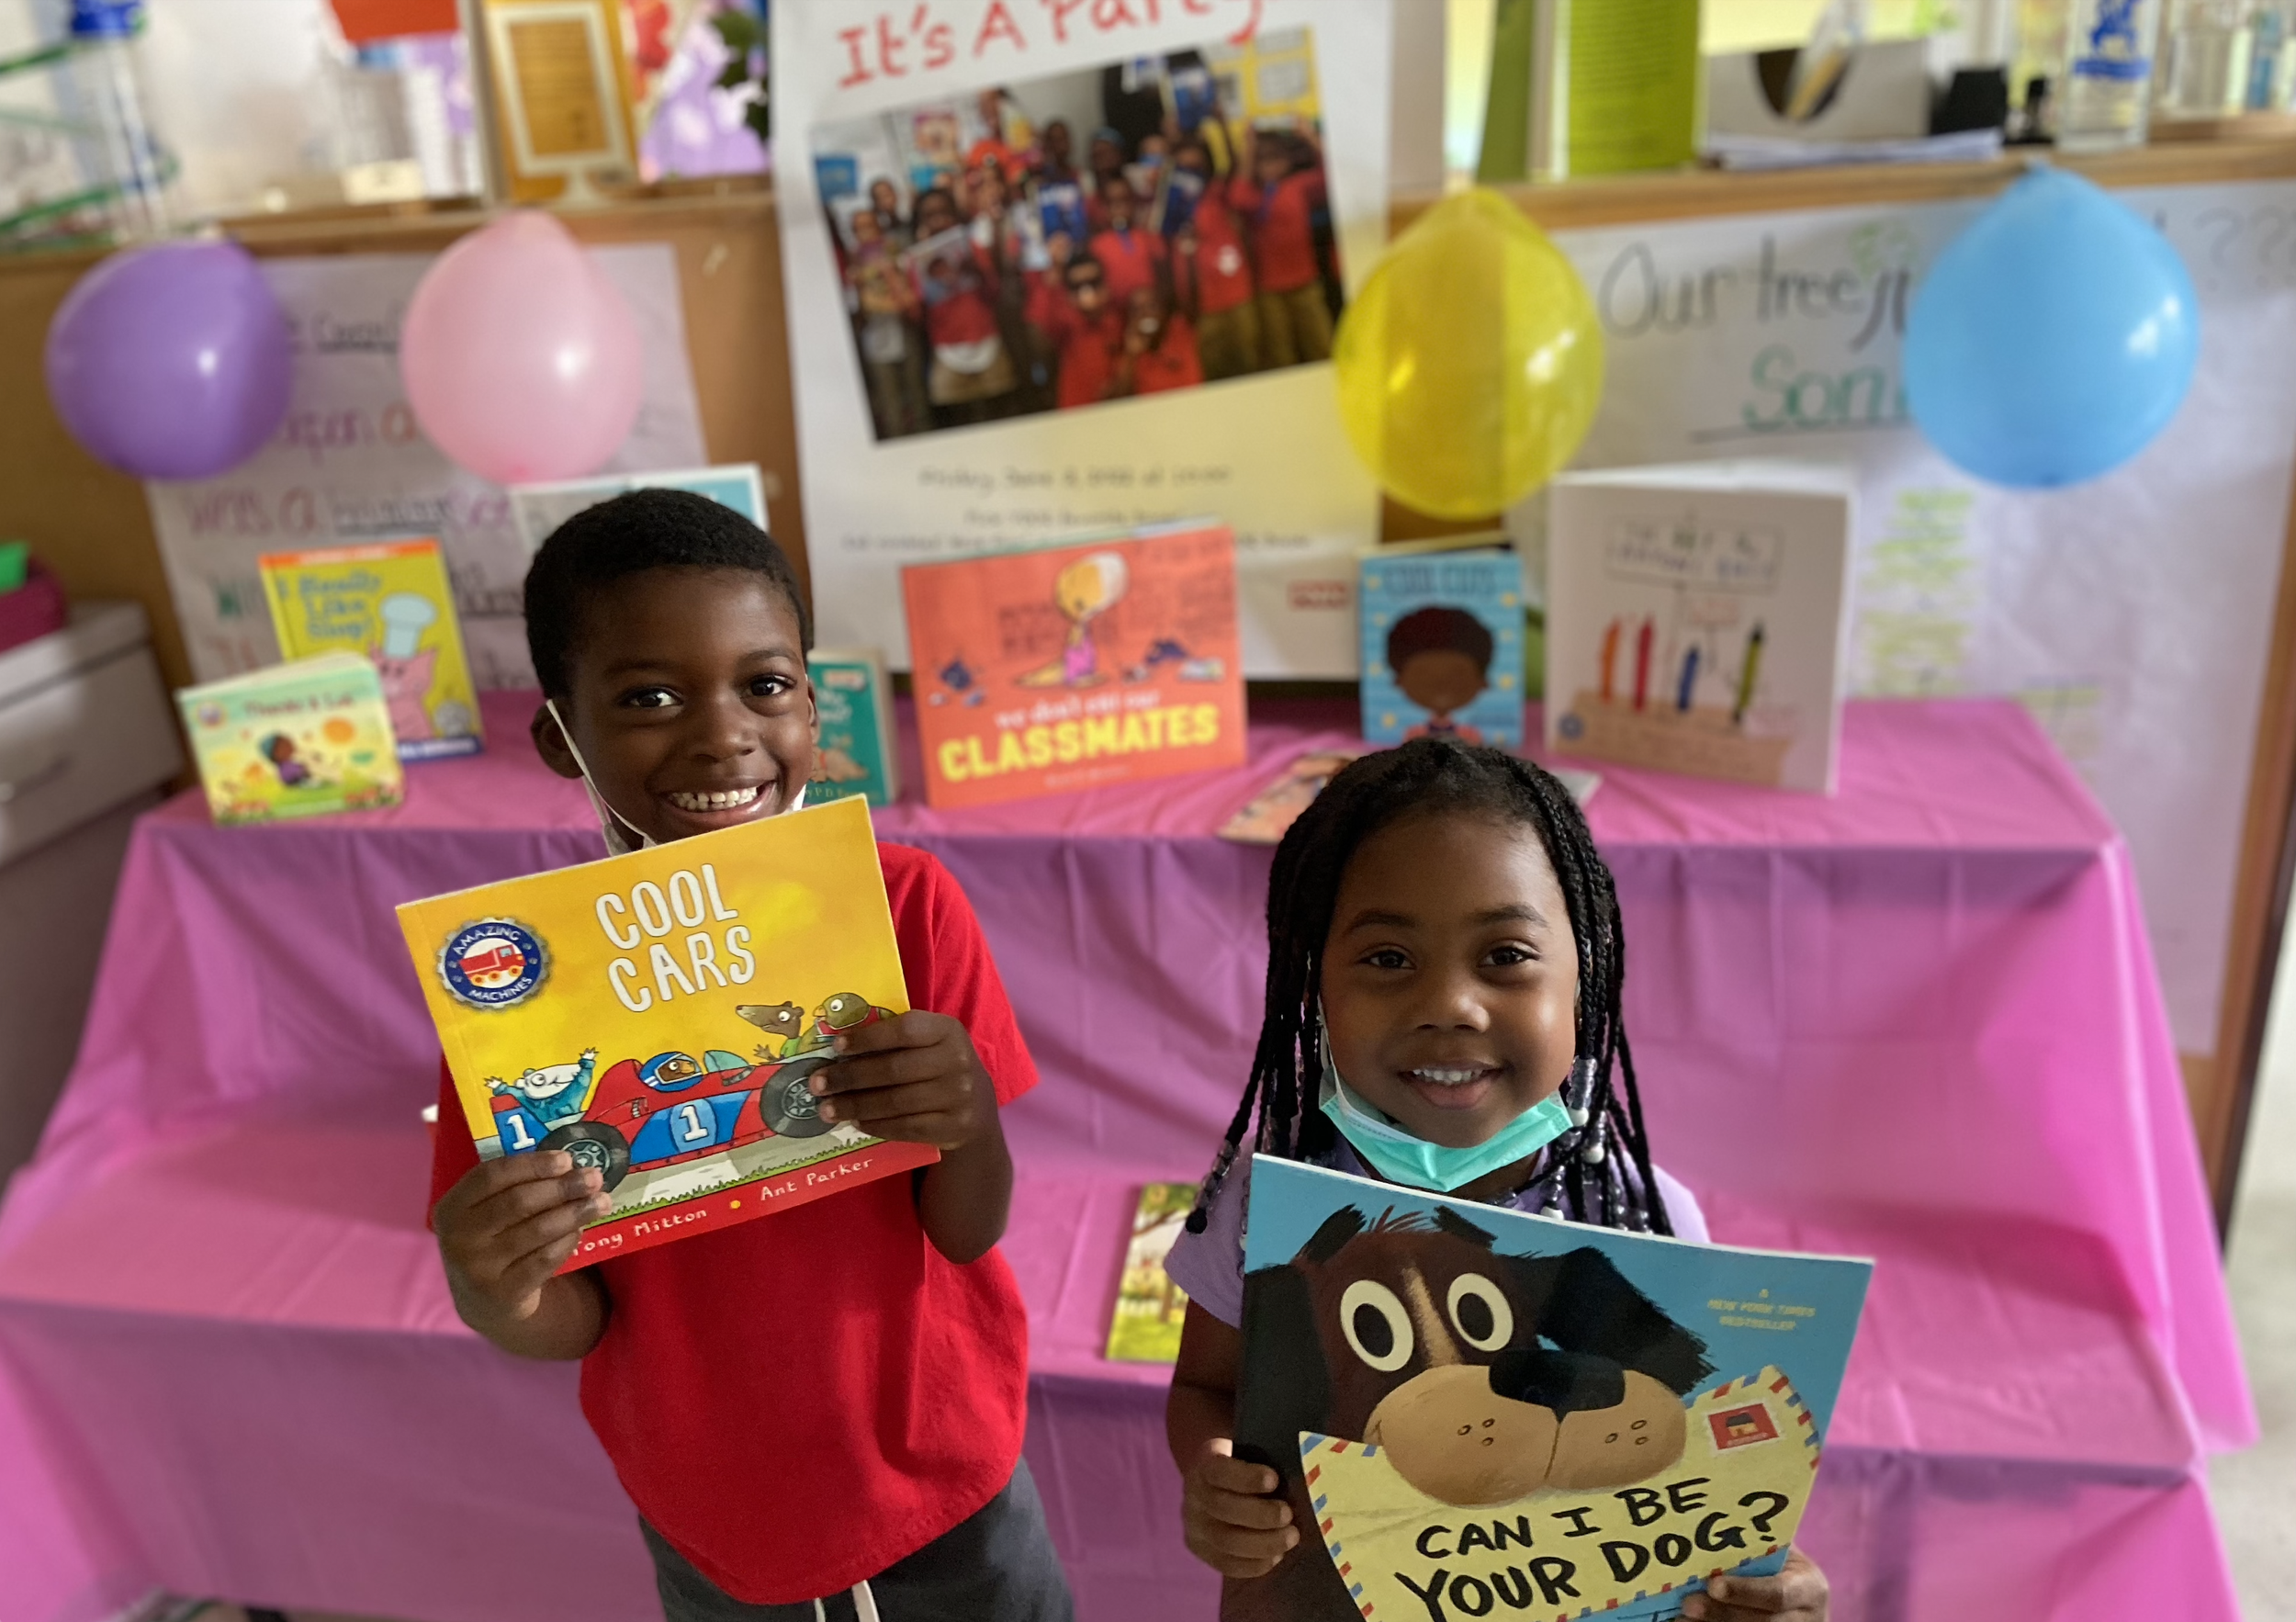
[396,795,936,1271]
[1235,1158,1871,1622]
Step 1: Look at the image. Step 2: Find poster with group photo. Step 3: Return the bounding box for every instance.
[775,0,1393,678]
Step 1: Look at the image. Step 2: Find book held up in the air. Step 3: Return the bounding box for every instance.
[1234,1156,1871,1622]
[396,795,933,1270]
[1546,462,1855,794]
[176,652,404,826]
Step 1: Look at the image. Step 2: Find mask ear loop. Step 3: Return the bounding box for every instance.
[545,699,656,854]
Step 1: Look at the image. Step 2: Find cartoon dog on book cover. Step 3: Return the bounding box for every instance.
[1233,1160,1855,1622]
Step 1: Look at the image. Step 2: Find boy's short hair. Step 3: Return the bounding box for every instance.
[1064,249,1106,283]
[523,488,811,698]
[1386,604,1493,676]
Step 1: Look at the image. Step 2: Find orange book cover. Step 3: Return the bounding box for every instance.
[902,524,1246,809]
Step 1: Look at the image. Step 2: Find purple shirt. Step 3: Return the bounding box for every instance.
[1163,1143,1710,1330]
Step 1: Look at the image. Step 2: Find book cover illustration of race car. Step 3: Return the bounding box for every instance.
[397,796,935,1270]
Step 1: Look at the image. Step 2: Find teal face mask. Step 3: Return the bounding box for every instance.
[1317,1041,1575,1194]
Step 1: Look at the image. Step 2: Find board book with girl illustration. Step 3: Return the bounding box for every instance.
[902,522,1246,808]
[259,537,482,761]
[176,651,404,825]
[396,795,936,1272]
[1236,1156,1872,1622]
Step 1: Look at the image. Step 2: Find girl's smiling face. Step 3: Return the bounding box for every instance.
[1318,811,1581,1150]
[531,568,817,845]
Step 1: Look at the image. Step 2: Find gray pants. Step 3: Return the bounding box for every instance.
[642,1460,1075,1622]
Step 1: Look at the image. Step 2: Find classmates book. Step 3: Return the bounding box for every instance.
[902,523,1246,809]
[259,538,482,761]
[395,795,936,1271]
[1546,462,1856,794]
[176,652,405,826]
[1236,1157,1872,1622]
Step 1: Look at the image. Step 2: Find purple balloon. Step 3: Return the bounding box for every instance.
[43,240,294,481]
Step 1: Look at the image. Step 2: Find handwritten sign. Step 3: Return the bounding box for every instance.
[1520,184,2296,1049]
[145,246,706,690]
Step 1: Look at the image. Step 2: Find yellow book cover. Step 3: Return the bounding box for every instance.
[396,795,936,1271]
[260,538,483,762]
[1105,1182,1197,1363]
[175,652,406,825]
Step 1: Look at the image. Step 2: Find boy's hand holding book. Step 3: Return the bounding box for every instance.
[434,1154,611,1335]
[814,1010,993,1150]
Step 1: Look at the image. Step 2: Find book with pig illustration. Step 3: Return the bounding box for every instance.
[395,795,936,1271]
[260,538,482,761]
[1545,463,1855,794]
[1234,1157,1871,1622]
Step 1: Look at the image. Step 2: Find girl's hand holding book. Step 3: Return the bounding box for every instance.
[1180,1437,1297,1578]
[813,1010,995,1151]
[1679,1549,1829,1622]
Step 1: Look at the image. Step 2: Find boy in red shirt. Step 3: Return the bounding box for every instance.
[431,490,1072,1621]
[1086,172,1167,309]
[1168,132,1259,381]
[1030,244,1122,410]
[1233,126,1333,368]
[1113,282,1202,398]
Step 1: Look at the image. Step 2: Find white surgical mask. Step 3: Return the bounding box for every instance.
[545,698,804,857]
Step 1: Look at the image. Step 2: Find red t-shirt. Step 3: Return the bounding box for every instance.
[429,843,1038,1604]
[913,243,1002,350]
[1030,280,1121,410]
[1187,181,1256,316]
[1132,314,1203,394]
[1086,225,1167,307]
[1237,169,1326,294]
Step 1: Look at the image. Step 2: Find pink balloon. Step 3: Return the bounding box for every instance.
[400,210,643,484]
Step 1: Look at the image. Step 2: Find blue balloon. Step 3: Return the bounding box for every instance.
[1905,167,2200,489]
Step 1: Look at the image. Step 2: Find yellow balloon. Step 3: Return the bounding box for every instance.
[1333,188,1604,520]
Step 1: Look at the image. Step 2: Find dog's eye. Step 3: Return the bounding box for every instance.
[1446,1273,1514,1353]
[1339,1280,1414,1372]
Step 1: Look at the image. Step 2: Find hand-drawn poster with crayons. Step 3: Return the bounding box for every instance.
[1545,463,1855,794]
[1233,1157,1872,1622]
[900,522,1245,808]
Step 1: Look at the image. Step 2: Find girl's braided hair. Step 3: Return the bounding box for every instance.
[1186,737,1671,1235]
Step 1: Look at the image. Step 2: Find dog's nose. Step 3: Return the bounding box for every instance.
[1490,1347,1626,1416]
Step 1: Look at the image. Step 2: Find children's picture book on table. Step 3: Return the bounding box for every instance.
[508,463,770,553]
[1236,1156,1872,1622]
[396,795,936,1272]
[1546,462,1856,794]
[176,652,404,825]
[259,538,482,761]
[1105,1182,1199,1364]
[806,648,901,807]
[902,523,1246,809]
[1359,540,1528,749]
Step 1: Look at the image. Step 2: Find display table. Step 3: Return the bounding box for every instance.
[0,692,2253,1622]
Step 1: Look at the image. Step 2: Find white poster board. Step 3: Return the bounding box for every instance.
[144,245,708,691]
[773,0,1391,677]
[1518,184,2296,1051]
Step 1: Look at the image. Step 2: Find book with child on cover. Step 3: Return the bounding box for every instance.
[177,652,404,825]
[1233,1157,1871,1622]
[1358,539,1528,750]
[396,795,937,1271]
[901,523,1246,809]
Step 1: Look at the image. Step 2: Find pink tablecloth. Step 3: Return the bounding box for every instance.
[0,692,2252,1622]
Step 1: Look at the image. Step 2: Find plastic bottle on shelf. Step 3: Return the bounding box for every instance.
[66,0,173,240]
[2057,0,2165,149]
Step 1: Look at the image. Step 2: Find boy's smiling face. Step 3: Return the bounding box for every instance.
[531,568,816,845]
[1318,812,1580,1151]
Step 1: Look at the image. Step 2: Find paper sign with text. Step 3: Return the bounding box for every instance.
[902,523,1245,807]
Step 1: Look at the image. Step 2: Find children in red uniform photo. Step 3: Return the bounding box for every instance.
[1234,125,1334,367]
[429,490,1074,1622]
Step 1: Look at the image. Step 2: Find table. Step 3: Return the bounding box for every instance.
[0,692,2252,1622]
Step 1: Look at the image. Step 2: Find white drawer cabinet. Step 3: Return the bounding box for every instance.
[0,602,183,867]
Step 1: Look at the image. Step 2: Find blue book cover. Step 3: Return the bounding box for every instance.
[1236,1156,1872,1622]
[807,647,900,807]
[1359,545,1527,749]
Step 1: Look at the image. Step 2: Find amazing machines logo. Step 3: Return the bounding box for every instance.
[437,918,549,1009]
